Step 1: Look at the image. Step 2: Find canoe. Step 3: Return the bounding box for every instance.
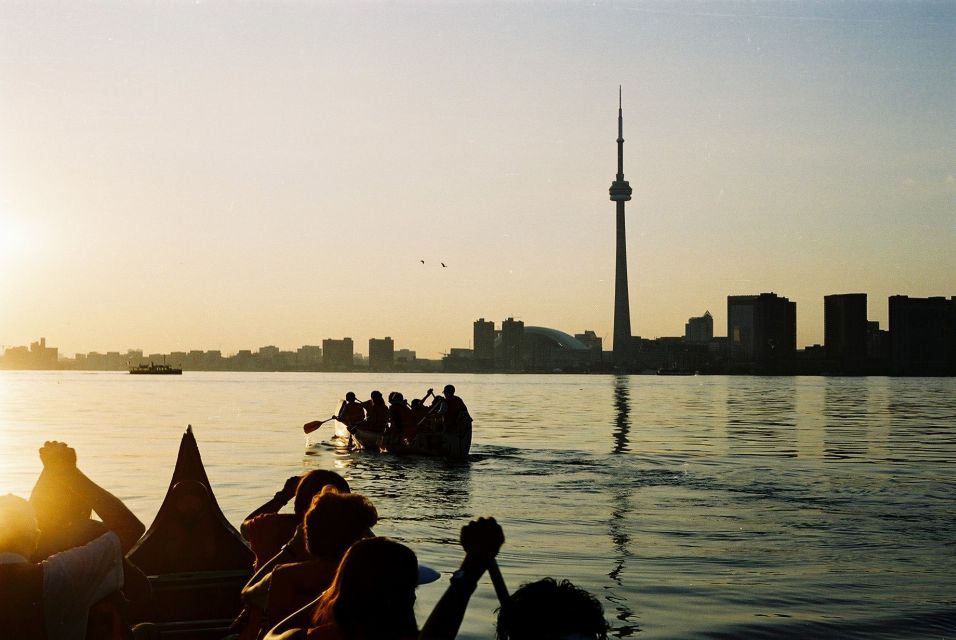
[349,411,472,459]
[128,425,254,637]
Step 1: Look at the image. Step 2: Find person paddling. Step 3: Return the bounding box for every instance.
[356,391,389,433]
[337,392,366,447]
[438,385,469,429]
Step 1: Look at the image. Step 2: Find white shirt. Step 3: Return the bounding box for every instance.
[0,532,125,640]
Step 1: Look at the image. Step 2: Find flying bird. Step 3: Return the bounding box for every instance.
[420,260,425,264]
[441,262,447,268]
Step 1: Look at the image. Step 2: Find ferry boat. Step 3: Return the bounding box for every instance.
[130,362,183,375]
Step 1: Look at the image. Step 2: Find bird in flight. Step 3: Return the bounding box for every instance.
[420,260,425,264]
[441,262,447,268]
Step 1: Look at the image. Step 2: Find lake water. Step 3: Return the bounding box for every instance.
[1,371,954,638]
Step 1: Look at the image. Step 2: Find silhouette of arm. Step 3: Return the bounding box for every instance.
[419,517,504,640]
[40,441,145,553]
[241,475,300,538]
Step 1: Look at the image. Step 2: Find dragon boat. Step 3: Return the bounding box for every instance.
[127,425,254,638]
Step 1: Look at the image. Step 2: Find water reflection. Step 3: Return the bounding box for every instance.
[612,375,631,455]
[606,376,640,636]
[725,378,798,457]
[823,378,869,460]
[306,437,474,530]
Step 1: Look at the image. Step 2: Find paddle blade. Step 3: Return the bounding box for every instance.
[303,420,324,434]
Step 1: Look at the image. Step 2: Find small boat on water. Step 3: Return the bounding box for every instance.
[656,368,698,376]
[128,425,254,637]
[130,362,183,375]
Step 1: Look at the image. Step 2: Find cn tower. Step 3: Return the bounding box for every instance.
[609,87,633,368]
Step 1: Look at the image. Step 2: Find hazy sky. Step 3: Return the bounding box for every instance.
[1,1,953,358]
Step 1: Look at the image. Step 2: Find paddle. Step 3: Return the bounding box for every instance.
[303,415,337,434]
[487,560,510,605]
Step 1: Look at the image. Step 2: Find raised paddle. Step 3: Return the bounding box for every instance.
[303,415,337,434]
[487,560,510,605]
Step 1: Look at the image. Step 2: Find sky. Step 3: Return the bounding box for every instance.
[1,1,953,359]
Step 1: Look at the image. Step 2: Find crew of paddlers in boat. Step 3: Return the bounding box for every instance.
[1,394,610,640]
[306,384,473,457]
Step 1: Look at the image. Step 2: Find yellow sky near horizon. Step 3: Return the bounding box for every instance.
[1,2,954,359]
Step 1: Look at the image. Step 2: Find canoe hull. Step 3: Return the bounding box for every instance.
[350,413,472,459]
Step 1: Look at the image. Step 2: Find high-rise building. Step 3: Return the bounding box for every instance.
[574,330,604,364]
[368,337,395,372]
[473,318,496,364]
[824,293,867,371]
[323,338,354,371]
[609,87,634,368]
[727,293,796,369]
[889,295,956,375]
[499,317,525,370]
[685,312,713,344]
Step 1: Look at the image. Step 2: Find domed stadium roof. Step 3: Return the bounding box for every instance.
[524,326,592,351]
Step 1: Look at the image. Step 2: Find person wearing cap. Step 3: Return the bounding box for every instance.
[267,536,441,640]
[0,440,145,640]
[262,517,501,640]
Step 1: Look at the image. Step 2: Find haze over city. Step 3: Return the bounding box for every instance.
[2,2,953,359]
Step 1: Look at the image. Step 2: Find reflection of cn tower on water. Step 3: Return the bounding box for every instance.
[609,87,633,368]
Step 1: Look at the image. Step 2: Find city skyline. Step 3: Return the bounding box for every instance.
[2,2,954,359]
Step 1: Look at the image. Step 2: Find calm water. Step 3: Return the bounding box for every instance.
[1,371,955,639]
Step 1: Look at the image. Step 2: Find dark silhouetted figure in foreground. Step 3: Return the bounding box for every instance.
[263,517,504,640]
[241,470,351,569]
[496,578,609,640]
[0,441,145,640]
[239,487,378,640]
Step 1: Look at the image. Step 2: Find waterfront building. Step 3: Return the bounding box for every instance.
[524,327,593,372]
[323,338,354,371]
[368,337,395,372]
[685,312,714,344]
[889,295,956,375]
[297,345,322,368]
[574,330,604,364]
[824,293,867,373]
[473,318,496,367]
[258,345,280,359]
[499,317,525,371]
[727,293,796,371]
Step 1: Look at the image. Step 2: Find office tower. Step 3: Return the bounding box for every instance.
[499,317,525,370]
[824,293,867,371]
[727,293,796,368]
[685,311,714,344]
[368,337,395,372]
[322,338,354,371]
[473,318,496,363]
[889,295,956,375]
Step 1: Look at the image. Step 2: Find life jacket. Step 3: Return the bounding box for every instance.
[0,562,47,639]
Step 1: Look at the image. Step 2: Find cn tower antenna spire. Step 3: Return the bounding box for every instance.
[609,86,633,369]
